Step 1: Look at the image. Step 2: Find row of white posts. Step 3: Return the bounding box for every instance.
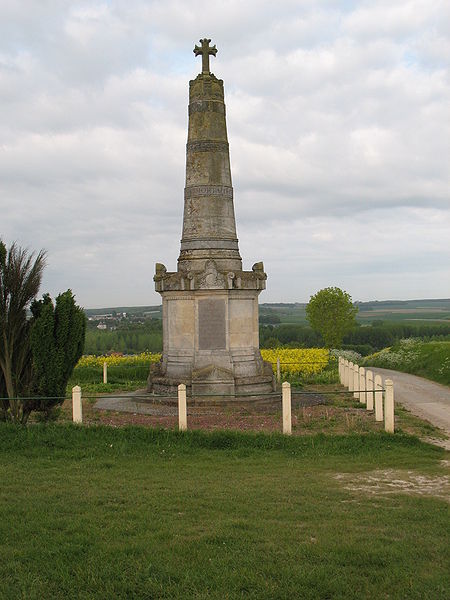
[338,358,395,433]
[72,362,394,433]
[71,382,294,434]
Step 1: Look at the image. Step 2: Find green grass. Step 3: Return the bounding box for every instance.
[291,366,340,386]
[0,425,448,599]
[393,404,448,440]
[363,340,450,385]
[68,364,149,395]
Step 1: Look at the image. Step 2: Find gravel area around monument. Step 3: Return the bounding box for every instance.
[56,377,450,443]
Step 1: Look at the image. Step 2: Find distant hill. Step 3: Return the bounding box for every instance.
[84,305,162,317]
[258,299,450,324]
[354,299,450,323]
[85,299,450,324]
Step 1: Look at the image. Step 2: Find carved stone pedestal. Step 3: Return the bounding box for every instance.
[149,263,274,396]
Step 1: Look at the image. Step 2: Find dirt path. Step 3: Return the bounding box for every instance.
[371,368,450,443]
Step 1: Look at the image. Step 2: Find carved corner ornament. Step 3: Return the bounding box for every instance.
[154,263,167,279]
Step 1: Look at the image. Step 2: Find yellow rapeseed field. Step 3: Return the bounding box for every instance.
[261,348,330,376]
[76,349,330,377]
[76,352,162,368]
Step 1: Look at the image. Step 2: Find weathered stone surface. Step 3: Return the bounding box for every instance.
[151,41,272,397]
[198,299,226,350]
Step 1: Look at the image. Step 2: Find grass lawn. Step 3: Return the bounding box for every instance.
[0,425,449,599]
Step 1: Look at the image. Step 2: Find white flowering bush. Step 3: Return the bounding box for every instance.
[438,356,450,377]
[362,339,449,385]
[363,339,421,369]
[330,349,362,363]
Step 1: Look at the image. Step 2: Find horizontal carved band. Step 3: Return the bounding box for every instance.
[180,239,239,250]
[185,185,233,199]
[189,101,225,115]
[187,141,229,153]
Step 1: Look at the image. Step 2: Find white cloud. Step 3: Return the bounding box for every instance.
[0,0,449,307]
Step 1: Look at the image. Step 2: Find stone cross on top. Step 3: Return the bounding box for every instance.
[194,38,217,74]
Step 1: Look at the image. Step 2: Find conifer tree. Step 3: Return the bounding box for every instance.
[30,290,85,414]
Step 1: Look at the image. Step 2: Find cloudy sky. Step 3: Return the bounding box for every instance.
[1,1,449,308]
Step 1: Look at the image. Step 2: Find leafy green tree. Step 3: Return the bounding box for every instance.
[306,287,358,348]
[0,240,46,422]
[30,290,85,414]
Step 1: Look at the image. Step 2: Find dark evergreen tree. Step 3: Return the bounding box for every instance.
[30,290,85,413]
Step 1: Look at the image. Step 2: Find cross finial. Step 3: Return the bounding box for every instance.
[193,38,217,74]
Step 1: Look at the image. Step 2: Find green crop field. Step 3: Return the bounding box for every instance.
[1,425,448,599]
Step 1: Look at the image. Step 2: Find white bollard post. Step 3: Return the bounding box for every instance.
[359,367,366,404]
[374,374,383,421]
[384,379,394,433]
[276,358,281,384]
[282,382,292,435]
[178,384,187,431]
[366,370,374,411]
[343,359,349,387]
[348,362,354,391]
[353,364,359,399]
[103,361,107,384]
[72,385,82,424]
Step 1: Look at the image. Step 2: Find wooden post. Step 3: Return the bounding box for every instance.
[178,384,187,431]
[72,385,82,424]
[366,370,374,411]
[358,367,366,404]
[103,361,107,384]
[343,359,349,387]
[348,362,354,391]
[384,379,394,433]
[353,364,359,399]
[276,358,281,384]
[282,382,292,435]
[374,374,383,421]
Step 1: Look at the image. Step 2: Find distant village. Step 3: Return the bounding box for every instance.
[86,308,162,330]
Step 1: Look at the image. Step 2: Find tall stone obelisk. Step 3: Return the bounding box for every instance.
[150,39,273,397]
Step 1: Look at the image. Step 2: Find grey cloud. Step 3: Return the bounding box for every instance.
[1,1,449,306]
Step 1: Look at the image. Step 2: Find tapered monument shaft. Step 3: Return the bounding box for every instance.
[178,62,242,273]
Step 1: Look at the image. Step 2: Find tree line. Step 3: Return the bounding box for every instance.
[85,320,162,355]
[85,317,450,357]
[260,321,450,354]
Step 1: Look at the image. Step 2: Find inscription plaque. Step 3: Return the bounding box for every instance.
[198,299,226,350]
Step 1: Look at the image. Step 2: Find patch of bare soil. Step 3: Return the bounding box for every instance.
[335,469,450,503]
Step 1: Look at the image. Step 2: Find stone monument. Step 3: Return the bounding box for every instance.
[149,38,273,397]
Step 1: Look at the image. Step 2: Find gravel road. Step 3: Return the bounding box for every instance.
[370,368,450,442]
